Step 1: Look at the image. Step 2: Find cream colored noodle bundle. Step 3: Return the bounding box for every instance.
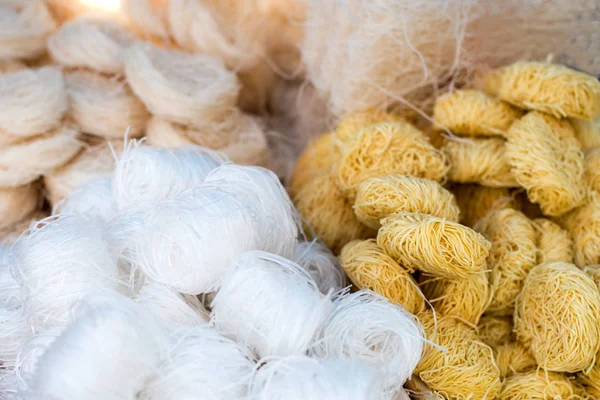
[0,182,40,230]
[442,137,518,187]
[533,218,573,264]
[145,115,269,168]
[377,212,490,279]
[301,0,473,117]
[121,0,169,40]
[65,70,149,139]
[515,262,600,373]
[506,111,585,217]
[419,272,490,325]
[475,208,536,316]
[44,140,123,206]
[0,67,68,138]
[485,62,600,121]
[433,89,523,136]
[0,126,83,188]
[0,59,25,74]
[48,17,136,74]
[0,0,57,60]
[354,175,460,229]
[335,122,449,200]
[339,239,425,315]
[124,42,240,132]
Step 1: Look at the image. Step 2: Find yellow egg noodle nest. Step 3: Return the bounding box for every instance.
[378,212,490,279]
[572,118,600,151]
[561,195,600,268]
[584,265,600,291]
[334,109,405,144]
[292,173,374,254]
[533,218,574,264]
[584,147,600,196]
[419,272,490,325]
[493,341,536,379]
[404,376,446,400]
[579,360,600,396]
[451,184,516,228]
[515,262,600,373]
[0,126,83,188]
[353,174,460,229]
[513,190,544,220]
[415,311,501,400]
[288,132,338,197]
[64,69,150,139]
[484,62,600,121]
[335,121,449,200]
[474,208,536,316]
[442,137,518,187]
[433,89,523,136]
[339,239,425,315]
[506,111,585,217]
[498,371,585,400]
[477,315,514,348]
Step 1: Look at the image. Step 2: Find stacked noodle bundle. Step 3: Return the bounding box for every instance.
[0,144,422,400]
[289,59,599,398]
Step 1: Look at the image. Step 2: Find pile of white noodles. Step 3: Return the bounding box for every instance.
[0,144,424,399]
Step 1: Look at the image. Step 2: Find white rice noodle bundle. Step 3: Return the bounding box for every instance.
[112,144,226,211]
[204,164,300,258]
[312,290,425,394]
[45,140,123,206]
[0,0,57,60]
[131,186,265,294]
[211,251,332,358]
[146,114,270,167]
[23,291,166,400]
[48,17,136,74]
[293,240,346,294]
[11,328,60,396]
[249,356,393,400]
[0,308,31,370]
[53,177,116,222]
[140,326,254,400]
[10,215,121,331]
[166,0,261,71]
[64,70,149,139]
[0,125,83,188]
[302,0,473,117]
[0,183,40,230]
[121,0,169,40]
[124,42,240,131]
[134,279,208,326]
[0,67,68,138]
